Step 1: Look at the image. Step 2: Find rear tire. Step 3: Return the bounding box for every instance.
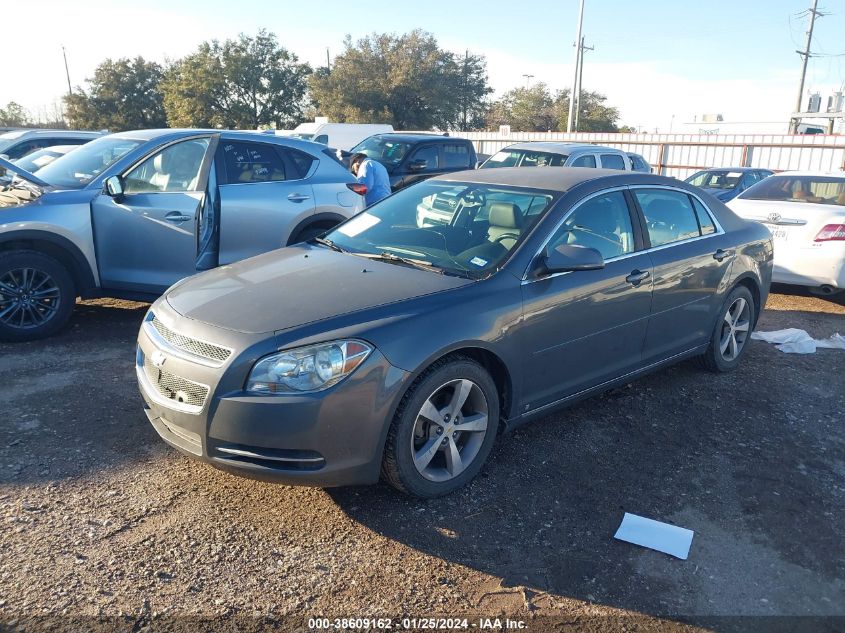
[382,356,499,498]
[0,250,76,342]
[287,222,340,246]
[699,285,755,373]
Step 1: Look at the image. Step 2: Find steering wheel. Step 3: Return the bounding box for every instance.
[492,232,521,245]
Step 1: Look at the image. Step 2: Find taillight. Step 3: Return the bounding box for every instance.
[347,183,367,196]
[814,224,845,242]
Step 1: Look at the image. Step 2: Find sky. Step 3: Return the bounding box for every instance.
[3,0,845,132]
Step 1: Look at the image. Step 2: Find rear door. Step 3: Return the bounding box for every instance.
[216,139,317,264]
[91,134,218,294]
[631,187,735,362]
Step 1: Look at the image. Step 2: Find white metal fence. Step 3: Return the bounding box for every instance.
[454,132,845,179]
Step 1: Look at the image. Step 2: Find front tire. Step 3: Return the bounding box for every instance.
[700,285,755,373]
[382,356,499,497]
[0,250,76,342]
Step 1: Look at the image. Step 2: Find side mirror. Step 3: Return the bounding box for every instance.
[533,243,605,278]
[104,175,124,201]
[408,159,427,172]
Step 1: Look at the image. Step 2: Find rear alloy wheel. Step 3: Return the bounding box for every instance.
[382,357,499,497]
[0,251,76,342]
[700,285,755,372]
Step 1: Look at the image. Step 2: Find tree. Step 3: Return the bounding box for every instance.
[0,102,31,127]
[162,30,311,129]
[64,57,166,131]
[487,83,557,132]
[309,31,492,130]
[487,84,622,132]
[553,89,621,132]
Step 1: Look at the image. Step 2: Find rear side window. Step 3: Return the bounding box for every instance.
[284,148,315,179]
[692,197,716,235]
[600,154,626,170]
[570,154,596,168]
[442,143,471,168]
[635,189,703,247]
[222,141,287,183]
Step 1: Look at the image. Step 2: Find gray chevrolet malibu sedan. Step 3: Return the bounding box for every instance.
[137,168,773,497]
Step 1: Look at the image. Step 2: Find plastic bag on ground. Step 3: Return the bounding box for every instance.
[751,328,845,354]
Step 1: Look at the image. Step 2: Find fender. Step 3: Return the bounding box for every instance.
[0,230,97,296]
[287,212,348,245]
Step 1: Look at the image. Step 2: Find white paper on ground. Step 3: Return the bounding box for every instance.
[751,328,845,354]
[613,513,694,560]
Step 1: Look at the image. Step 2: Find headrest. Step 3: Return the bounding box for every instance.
[489,202,520,228]
[154,152,167,173]
[836,193,845,205]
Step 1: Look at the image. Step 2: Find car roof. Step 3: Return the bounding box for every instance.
[770,170,845,177]
[107,128,330,152]
[693,167,769,173]
[435,166,680,192]
[369,133,453,142]
[0,129,102,139]
[500,141,625,153]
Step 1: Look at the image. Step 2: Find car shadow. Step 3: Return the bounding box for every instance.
[327,339,844,621]
[0,299,154,485]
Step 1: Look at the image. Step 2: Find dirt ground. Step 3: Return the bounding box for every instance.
[0,286,843,633]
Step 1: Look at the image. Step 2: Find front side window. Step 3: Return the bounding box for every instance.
[124,138,209,194]
[549,191,635,260]
[635,189,703,247]
[409,146,439,170]
[570,154,596,168]
[600,154,626,170]
[221,141,286,184]
[324,181,555,278]
[739,175,845,205]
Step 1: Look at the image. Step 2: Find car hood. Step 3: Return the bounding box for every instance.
[166,244,472,334]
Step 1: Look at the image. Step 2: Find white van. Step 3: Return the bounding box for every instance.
[287,121,394,151]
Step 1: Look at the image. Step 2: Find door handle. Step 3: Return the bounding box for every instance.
[164,211,191,223]
[625,269,651,286]
[713,248,735,262]
[287,193,311,203]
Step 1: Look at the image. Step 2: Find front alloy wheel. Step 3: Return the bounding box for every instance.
[383,357,499,497]
[0,250,76,342]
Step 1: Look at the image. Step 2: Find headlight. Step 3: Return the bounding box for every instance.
[245,340,373,394]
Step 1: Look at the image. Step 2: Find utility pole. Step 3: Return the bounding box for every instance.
[62,46,72,97]
[789,0,823,133]
[522,74,534,88]
[567,0,585,133]
[326,47,331,72]
[462,50,470,131]
[573,37,594,131]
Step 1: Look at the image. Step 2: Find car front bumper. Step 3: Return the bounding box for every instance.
[136,301,411,487]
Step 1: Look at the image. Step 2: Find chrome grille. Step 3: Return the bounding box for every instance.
[150,316,231,363]
[143,357,209,409]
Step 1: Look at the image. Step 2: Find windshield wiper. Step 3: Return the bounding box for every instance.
[353,251,448,275]
[312,237,347,253]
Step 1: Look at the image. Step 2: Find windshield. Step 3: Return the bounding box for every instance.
[738,175,845,206]
[34,136,143,188]
[481,149,567,169]
[14,147,70,172]
[321,181,555,278]
[289,133,314,140]
[349,137,412,167]
[686,170,744,190]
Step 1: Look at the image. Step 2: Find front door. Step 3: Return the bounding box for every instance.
[91,135,218,294]
[520,189,653,411]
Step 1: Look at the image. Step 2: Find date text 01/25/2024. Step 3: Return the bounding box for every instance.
[308,617,527,630]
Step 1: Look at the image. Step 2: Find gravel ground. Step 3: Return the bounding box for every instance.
[0,287,843,633]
